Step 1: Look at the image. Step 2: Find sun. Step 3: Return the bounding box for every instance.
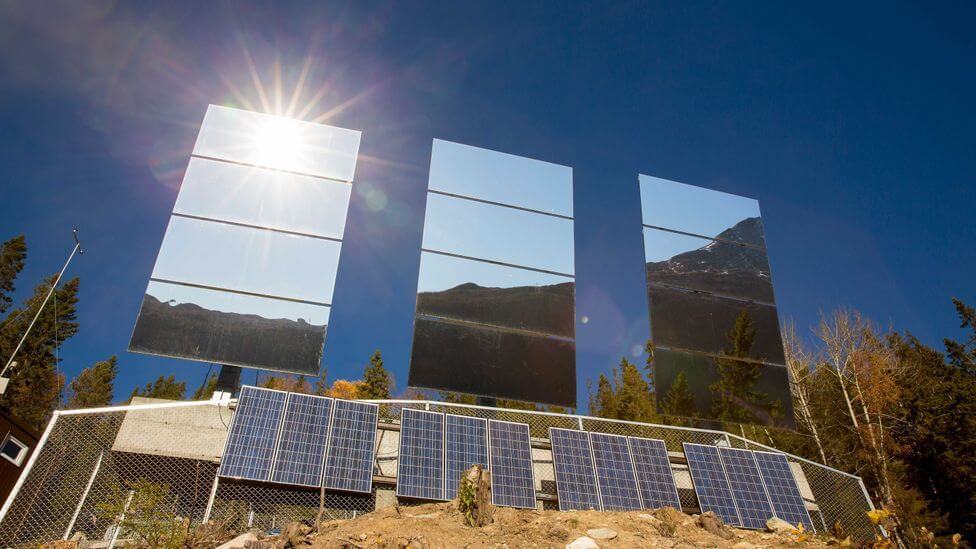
[253,117,303,170]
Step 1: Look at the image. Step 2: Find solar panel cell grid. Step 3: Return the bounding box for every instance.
[628,437,682,510]
[322,400,379,493]
[549,428,601,511]
[397,409,445,500]
[718,447,774,529]
[219,386,287,482]
[445,415,489,499]
[753,451,816,532]
[488,420,536,509]
[270,393,333,487]
[590,433,642,511]
[683,443,741,526]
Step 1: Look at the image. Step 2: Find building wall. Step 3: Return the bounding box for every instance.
[0,408,39,507]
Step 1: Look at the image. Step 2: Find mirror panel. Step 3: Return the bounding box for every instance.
[151,216,341,304]
[175,157,351,239]
[408,317,576,407]
[422,193,574,274]
[643,227,774,303]
[193,105,361,181]
[639,175,765,245]
[129,280,328,374]
[428,139,573,216]
[653,348,795,428]
[648,285,786,365]
[417,252,575,338]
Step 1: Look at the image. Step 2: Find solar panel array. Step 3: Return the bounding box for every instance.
[628,437,682,510]
[683,443,742,526]
[753,451,815,531]
[322,400,379,493]
[396,409,445,500]
[270,393,333,487]
[445,415,489,499]
[219,386,287,481]
[590,433,643,511]
[488,420,537,509]
[549,428,601,511]
[719,447,775,529]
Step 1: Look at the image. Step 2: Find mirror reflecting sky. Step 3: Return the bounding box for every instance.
[175,157,351,239]
[152,215,342,304]
[193,104,361,181]
[639,174,763,243]
[422,192,574,275]
[429,139,573,216]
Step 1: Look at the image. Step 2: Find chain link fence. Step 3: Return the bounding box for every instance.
[0,399,877,547]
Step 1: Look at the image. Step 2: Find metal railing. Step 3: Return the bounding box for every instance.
[0,399,877,547]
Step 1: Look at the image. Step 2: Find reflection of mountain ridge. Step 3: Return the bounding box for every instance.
[130,294,325,374]
[417,281,574,338]
[646,217,774,303]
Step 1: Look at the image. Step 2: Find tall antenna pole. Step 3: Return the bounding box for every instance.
[0,229,83,380]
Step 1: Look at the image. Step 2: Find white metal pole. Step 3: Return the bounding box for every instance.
[1,229,83,379]
[63,450,104,539]
[107,490,134,549]
[202,474,220,523]
[0,411,59,522]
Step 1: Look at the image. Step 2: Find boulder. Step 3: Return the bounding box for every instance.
[586,527,618,540]
[766,517,798,534]
[566,536,599,549]
[216,532,259,549]
[697,511,733,540]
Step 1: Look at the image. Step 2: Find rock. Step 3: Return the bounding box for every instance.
[547,526,570,541]
[217,532,259,549]
[566,536,599,549]
[408,539,428,549]
[733,543,756,549]
[766,517,798,534]
[586,527,618,540]
[697,511,733,540]
[638,513,660,523]
[281,521,311,547]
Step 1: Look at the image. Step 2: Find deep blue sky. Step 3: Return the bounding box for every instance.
[0,2,972,406]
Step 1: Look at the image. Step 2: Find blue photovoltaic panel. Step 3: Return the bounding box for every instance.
[590,433,642,511]
[488,420,536,509]
[683,443,741,526]
[219,386,286,481]
[549,428,601,511]
[322,400,379,493]
[753,451,816,532]
[628,437,682,510]
[397,409,445,500]
[718,447,775,529]
[445,415,488,499]
[269,393,333,487]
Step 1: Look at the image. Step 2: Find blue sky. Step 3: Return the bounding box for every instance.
[0,2,972,405]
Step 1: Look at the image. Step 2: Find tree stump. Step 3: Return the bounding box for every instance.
[457,464,493,527]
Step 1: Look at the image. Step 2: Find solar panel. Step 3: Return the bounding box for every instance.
[269,393,333,487]
[628,437,682,510]
[488,420,536,509]
[219,386,287,481]
[548,428,601,511]
[589,433,642,511]
[683,443,741,526]
[321,400,379,493]
[753,451,816,532]
[718,447,774,529]
[444,415,489,499]
[396,408,445,500]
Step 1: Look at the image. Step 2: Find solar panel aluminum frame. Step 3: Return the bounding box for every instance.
[444,414,489,500]
[588,432,643,511]
[682,443,743,527]
[752,450,816,533]
[548,428,602,512]
[320,399,380,494]
[626,436,682,511]
[487,419,537,510]
[396,408,447,501]
[219,386,289,482]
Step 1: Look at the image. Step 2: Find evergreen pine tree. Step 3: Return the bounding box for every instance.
[588,373,617,418]
[614,357,657,422]
[68,356,117,408]
[0,235,27,314]
[710,309,765,423]
[0,275,80,429]
[661,371,697,418]
[360,350,392,399]
[130,375,186,401]
[191,373,218,400]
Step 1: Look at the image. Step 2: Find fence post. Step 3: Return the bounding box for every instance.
[63,450,104,539]
[108,489,134,549]
[0,411,60,523]
[203,474,220,523]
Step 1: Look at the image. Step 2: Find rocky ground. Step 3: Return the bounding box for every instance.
[225,503,837,549]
